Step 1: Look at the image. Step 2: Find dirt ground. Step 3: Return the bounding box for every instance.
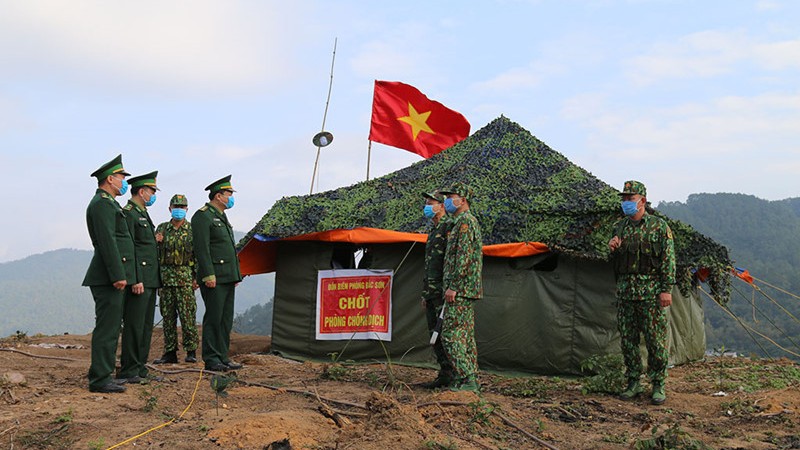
[1,331,799,450]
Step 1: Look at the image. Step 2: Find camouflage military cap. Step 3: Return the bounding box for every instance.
[440,181,474,202]
[620,180,647,197]
[170,194,188,206]
[421,191,444,203]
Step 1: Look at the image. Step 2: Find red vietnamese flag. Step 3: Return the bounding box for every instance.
[368,80,470,158]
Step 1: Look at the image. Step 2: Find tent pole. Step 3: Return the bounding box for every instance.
[366,140,372,181]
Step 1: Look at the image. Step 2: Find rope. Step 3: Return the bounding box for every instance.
[701,286,800,359]
[750,275,800,301]
[699,286,773,359]
[743,280,800,327]
[105,367,205,449]
[730,282,800,354]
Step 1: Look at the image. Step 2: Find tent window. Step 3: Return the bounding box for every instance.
[509,253,559,272]
[331,244,356,269]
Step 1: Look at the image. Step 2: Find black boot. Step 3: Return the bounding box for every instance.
[153,351,178,364]
[185,350,197,363]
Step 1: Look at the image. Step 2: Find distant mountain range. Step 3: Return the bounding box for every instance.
[0,236,274,337]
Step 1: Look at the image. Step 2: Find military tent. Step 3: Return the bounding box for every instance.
[237,116,731,375]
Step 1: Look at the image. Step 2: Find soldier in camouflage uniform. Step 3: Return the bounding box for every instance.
[153,194,199,364]
[440,182,482,392]
[419,190,455,388]
[608,180,676,405]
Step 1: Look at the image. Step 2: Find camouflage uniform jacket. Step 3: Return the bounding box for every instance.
[156,220,196,287]
[422,216,452,303]
[443,210,483,299]
[612,213,676,300]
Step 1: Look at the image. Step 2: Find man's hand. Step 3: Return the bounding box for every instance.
[192,280,199,291]
[113,280,127,290]
[608,236,622,252]
[444,289,457,304]
[205,279,216,288]
[659,292,672,308]
[155,232,163,243]
[131,282,144,295]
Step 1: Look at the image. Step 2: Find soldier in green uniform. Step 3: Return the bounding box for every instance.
[192,175,243,372]
[419,191,455,388]
[153,194,199,364]
[440,182,483,392]
[83,155,134,393]
[118,171,161,383]
[608,180,676,405]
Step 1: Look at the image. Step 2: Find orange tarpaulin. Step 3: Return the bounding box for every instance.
[238,227,550,276]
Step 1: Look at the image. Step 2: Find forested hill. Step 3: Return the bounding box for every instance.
[0,232,274,338]
[657,193,800,358]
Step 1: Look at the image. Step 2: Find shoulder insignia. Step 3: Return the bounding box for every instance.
[123,204,133,211]
[200,206,208,212]
[100,192,111,199]
[666,227,673,239]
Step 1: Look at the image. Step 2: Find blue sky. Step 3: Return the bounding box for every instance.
[0,0,798,263]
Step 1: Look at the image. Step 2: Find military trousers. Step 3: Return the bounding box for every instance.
[424,297,453,377]
[88,285,125,390]
[441,296,478,381]
[120,287,157,378]
[159,285,198,353]
[617,297,669,384]
[200,283,236,367]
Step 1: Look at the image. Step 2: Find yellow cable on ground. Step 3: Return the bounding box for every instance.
[106,367,205,449]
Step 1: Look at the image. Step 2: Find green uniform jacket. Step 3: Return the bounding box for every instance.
[443,210,483,299]
[612,213,676,298]
[83,189,136,286]
[123,201,161,288]
[191,203,242,284]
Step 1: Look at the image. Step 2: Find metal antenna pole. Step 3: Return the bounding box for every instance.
[310,37,338,195]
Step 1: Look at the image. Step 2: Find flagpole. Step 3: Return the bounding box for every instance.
[366,140,372,181]
[310,37,338,195]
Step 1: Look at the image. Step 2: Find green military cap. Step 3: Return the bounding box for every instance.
[619,180,647,197]
[170,194,188,206]
[440,181,474,202]
[90,154,131,180]
[421,190,444,203]
[205,175,236,194]
[127,171,160,191]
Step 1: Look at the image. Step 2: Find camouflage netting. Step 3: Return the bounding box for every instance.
[240,116,731,304]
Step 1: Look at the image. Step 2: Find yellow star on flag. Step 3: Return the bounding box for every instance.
[397,102,436,140]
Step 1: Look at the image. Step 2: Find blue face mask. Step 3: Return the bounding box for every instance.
[118,179,129,196]
[171,208,186,220]
[145,193,156,207]
[621,200,639,216]
[423,204,436,219]
[444,197,458,214]
[226,195,235,209]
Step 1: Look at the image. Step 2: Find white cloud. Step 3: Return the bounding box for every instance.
[562,91,800,202]
[627,30,800,85]
[756,0,783,11]
[0,1,311,93]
